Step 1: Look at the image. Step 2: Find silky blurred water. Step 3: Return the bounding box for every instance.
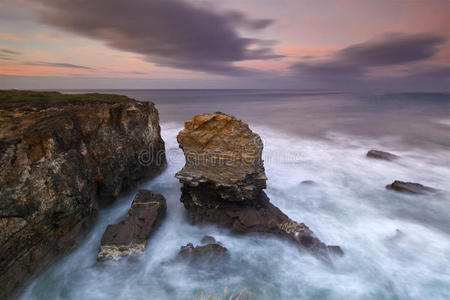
[20,90,450,299]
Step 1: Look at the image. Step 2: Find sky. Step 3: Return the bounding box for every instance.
[0,0,449,90]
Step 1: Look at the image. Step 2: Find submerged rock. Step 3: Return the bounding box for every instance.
[386,180,437,194]
[386,229,406,243]
[0,91,166,299]
[200,235,217,245]
[367,149,399,161]
[175,112,340,261]
[300,180,317,185]
[327,245,345,257]
[98,190,166,261]
[178,238,229,265]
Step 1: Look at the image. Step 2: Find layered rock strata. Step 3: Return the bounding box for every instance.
[175,112,340,261]
[0,91,166,298]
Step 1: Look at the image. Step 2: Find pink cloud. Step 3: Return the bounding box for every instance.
[36,32,60,40]
[0,32,22,41]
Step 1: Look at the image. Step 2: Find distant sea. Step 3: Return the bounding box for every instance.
[20,90,450,300]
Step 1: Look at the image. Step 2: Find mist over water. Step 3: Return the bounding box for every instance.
[21,90,450,299]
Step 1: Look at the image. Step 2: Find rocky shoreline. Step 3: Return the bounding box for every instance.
[0,91,166,299]
[2,91,442,299]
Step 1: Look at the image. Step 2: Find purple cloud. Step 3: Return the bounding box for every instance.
[340,33,445,66]
[24,61,93,69]
[28,0,280,75]
[291,33,446,80]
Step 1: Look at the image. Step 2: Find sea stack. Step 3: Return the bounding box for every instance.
[175,112,340,260]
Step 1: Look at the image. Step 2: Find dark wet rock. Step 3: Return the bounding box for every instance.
[98,190,167,261]
[175,112,339,262]
[178,241,229,265]
[200,235,217,245]
[386,180,437,194]
[327,245,344,257]
[367,149,399,161]
[301,180,317,185]
[0,91,166,299]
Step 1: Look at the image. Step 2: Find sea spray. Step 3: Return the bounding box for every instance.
[20,121,450,300]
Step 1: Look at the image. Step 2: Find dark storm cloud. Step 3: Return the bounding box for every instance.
[340,33,445,66]
[28,0,279,75]
[24,61,93,69]
[291,33,446,79]
[1,49,22,55]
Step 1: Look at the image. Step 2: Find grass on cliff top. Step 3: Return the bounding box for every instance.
[0,90,134,108]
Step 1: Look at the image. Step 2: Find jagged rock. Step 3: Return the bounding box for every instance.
[0,91,166,299]
[386,180,436,194]
[175,112,340,261]
[178,240,229,265]
[98,190,166,261]
[367,149,398,161]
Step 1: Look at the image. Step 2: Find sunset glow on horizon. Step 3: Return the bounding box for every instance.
[0,0,449,90]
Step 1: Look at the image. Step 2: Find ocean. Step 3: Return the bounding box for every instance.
[19,90,450,299]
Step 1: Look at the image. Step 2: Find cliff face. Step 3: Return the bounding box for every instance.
[0,91,166,298]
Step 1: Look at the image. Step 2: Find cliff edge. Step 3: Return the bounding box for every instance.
[0,91,166,298]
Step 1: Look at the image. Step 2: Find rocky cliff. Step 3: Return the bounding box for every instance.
[175,112,341,263]
[0,91,166,298]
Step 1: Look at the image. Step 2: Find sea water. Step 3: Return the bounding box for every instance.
[19,90,450,299]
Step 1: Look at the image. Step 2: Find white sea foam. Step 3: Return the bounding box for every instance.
[20,122,450,300]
